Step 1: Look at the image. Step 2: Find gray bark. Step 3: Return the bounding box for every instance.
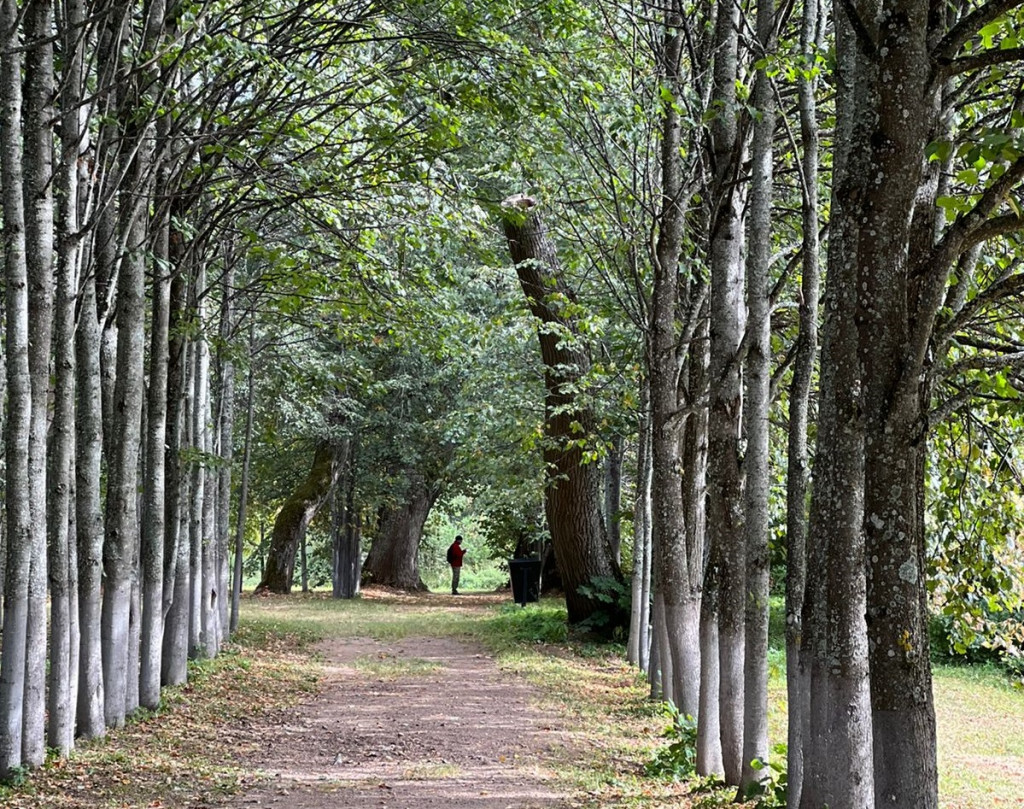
[189,300,209,656]
[707,0,746,784]
[140,214,171,708]
[0,0,32,773]
[785,0,822,803]
[739,0,776,792]
[627,384,652,669]
[48,0,86,750]
[23,0,56,766]
[649,0,703,719]
[216,259,236,642]
[231,323,256,632]
[75,244,106,741]
[161,259,190,685]
[798,7,874,805]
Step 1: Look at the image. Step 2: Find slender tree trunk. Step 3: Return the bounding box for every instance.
[140,213,171,708]
[604,434,623,564]
[697,552,724,775]
[189,302,209,656]
[707,0,746,783]
[739,0,776,791]
[161,260,190,685]
[785,1,822,803]
[48,0,87,754]
[332,439,361,599]
[0,0,33,773]
[23,0,56,766]
[627,385,652,668]
[257,442,340,593]
[231,323,256,634]
[500,196,624,626]
[215,254,235,640]
[75,245,106,741]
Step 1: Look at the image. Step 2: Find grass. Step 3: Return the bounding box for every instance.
[2,589,1022,808]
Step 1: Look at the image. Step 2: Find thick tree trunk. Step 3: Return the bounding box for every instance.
[256,442,340,593]
[604,435,623,563]
[799,9,874,804]
[500,195,623,626]
[362,473,435,591]
[696,555,724,776]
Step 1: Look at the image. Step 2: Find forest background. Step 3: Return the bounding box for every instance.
[0,0,1022,808]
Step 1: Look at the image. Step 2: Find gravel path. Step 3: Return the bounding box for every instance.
[214,634,574,809]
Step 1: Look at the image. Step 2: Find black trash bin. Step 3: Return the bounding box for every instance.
[508,557,542,607]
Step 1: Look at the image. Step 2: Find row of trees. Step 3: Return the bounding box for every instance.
[1,3,1022,809]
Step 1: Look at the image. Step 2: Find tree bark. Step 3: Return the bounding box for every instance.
[23,0,56,766]
[500,195,624,626]
[739,0,776,792]
[256,442,340,593]
[362,472,435,591]
[786,1,822,804]
[0,0,33,773]
[707,0,746,784]
[231,322,256,633]
[332,439,360,599]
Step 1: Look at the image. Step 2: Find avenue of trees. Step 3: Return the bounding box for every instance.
[1,1,1023,808]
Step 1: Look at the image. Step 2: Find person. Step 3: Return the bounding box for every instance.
[446,535,466,595]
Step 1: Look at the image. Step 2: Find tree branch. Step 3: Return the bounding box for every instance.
[940,46,1024,78]
[933,0,1024,64]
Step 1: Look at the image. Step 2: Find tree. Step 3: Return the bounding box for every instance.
[501,196,626,626]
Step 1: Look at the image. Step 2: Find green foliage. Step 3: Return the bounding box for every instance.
[744,745,789,808]
[576,576,631,638]
[645,704,698,780]
[482,603,569,646]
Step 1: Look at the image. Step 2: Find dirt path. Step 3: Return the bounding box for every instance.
[214,634,575,809]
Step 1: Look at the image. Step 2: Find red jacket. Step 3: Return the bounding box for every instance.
[447,542,466,567]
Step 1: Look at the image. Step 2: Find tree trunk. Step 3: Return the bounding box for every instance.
[707,0,746,783]
[500,195,624,626]
[798,8,874,804]
[189,307,208,655]
[0,0,33,772]
[256,442,340,593]
[23,0,56,766]
[75,235,106,741]
[140,212,171,709]
[161,259,190,686]
[604,434,623,564]
[785,1,822,804]
[231,323,256,633]
[48,0,85,754]
[332,439,360,599]
[627,385,652,669]
[215,256,236,640]
[362,472,435,591]
[739,0,776,792]
[697,554,724,776]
